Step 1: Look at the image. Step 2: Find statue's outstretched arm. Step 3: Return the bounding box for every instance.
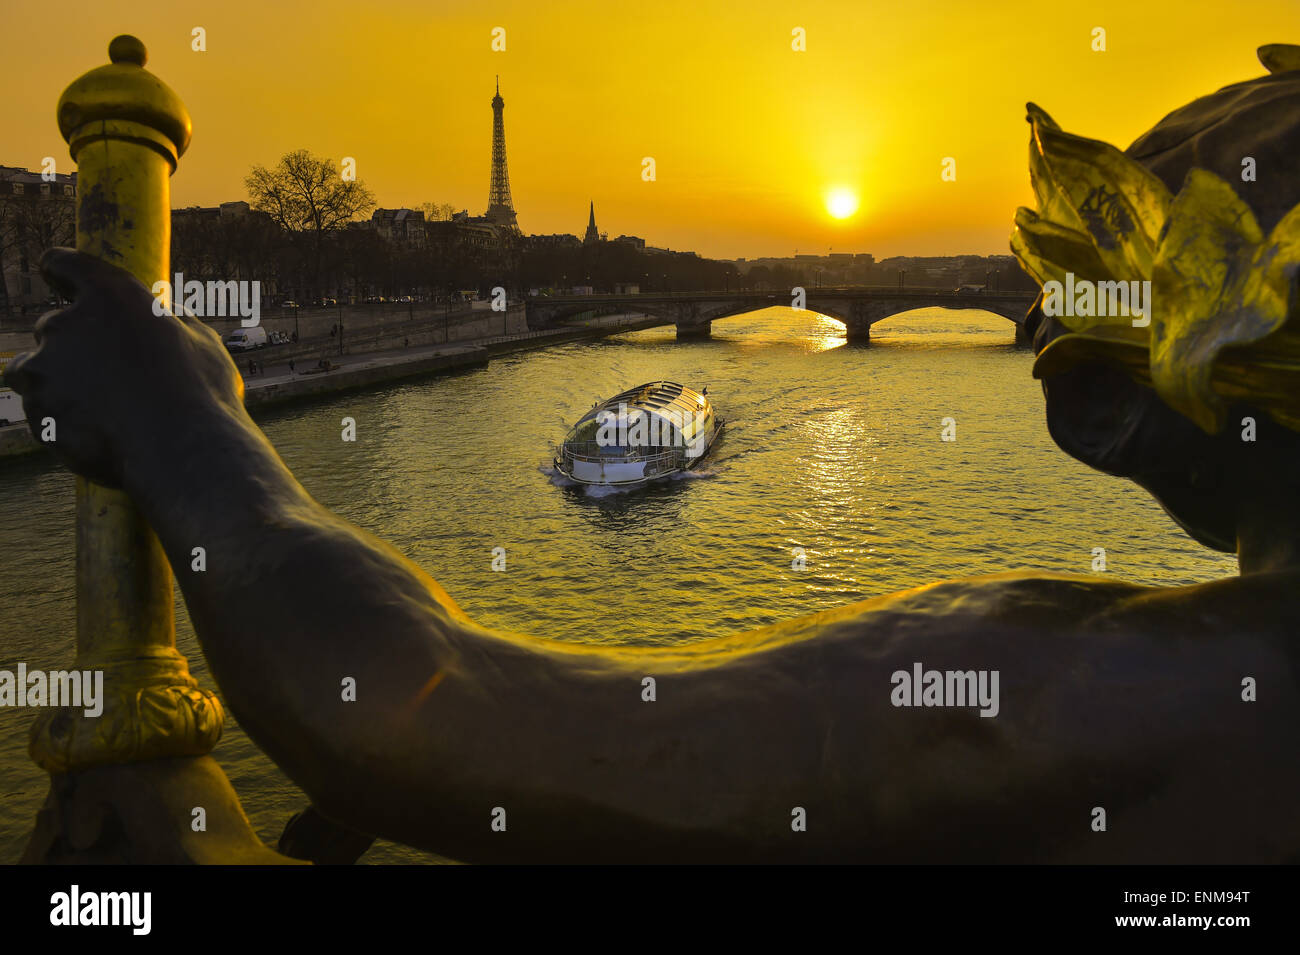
[7,249,1290,863]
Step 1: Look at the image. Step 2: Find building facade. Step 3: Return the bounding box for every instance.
[371,207,427,249]
[0,165,77,315]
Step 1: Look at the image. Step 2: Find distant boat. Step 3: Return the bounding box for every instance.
[555,380,723,487]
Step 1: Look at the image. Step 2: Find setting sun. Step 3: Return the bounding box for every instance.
[826,187,859,220]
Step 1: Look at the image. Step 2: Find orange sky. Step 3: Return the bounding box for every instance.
[2,0,1295,259]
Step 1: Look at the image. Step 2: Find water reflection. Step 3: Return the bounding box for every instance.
[0,304,1238,863]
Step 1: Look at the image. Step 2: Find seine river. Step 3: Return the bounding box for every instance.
[0,306,1237,862]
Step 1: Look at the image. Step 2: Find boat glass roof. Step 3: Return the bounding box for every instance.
[575,381,709,426]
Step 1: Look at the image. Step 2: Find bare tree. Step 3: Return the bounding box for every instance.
[0,187,14,317]
[420,201,458,222]
[0,178,76,317]
[245,150,375,295]
[11,194,75,256]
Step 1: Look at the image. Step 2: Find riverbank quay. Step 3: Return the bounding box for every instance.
[0,312,659,459]
[241,343,490,410]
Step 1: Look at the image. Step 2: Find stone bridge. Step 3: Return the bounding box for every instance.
[525,287,1039,343]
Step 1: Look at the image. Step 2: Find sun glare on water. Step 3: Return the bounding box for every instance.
[826,187,859,220]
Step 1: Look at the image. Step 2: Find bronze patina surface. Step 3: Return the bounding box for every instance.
[19,36,293,864]
[7,43,1300,864]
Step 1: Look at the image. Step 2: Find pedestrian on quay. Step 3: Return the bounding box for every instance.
[288,359,295,374]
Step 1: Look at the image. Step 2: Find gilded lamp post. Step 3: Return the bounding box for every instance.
[22,35,293,864]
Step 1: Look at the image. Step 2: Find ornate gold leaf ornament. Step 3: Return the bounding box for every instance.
[1011,44,1300,434]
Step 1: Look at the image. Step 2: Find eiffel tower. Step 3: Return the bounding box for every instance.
[486,77,518,229]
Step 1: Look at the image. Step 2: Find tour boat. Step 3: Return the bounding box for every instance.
[555,381,723,487]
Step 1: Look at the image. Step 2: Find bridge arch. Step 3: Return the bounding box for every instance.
[802,294,1034,344]
[525,290,1037,343]
[526,295,783,338]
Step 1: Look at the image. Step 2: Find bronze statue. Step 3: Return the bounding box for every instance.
[8,46,1300,864]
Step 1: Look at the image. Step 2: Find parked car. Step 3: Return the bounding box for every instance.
[224,327,269,352]
[954,284,986,295]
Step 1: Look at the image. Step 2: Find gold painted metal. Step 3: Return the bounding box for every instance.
[1010,80,1300,436]
[28,35,222,773]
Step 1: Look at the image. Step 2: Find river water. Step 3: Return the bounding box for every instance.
[0,306,1237,862]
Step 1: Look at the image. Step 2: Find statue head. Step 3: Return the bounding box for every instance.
[1013,45,1300,554]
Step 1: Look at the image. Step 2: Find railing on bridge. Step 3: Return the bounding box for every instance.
[534,287,1037,303]
[527,284,1038,345]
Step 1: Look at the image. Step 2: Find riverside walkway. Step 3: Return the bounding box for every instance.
[0,313,657,459]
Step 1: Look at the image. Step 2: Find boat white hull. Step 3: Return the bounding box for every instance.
[556,421,724,488]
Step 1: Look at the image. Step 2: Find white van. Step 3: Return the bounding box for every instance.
[224,327,268,352]
[0,389,25,426]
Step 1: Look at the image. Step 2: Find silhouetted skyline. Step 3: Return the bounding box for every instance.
[2,2,1297,256]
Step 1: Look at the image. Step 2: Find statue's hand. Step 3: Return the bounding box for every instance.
[3,248,243,488]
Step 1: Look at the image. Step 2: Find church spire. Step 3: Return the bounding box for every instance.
[584,200,599,245]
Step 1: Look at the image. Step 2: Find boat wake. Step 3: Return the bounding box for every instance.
[540,463,578,487]
[666,467,717,482]
[580,482,634,499]
[540,461,717,497]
